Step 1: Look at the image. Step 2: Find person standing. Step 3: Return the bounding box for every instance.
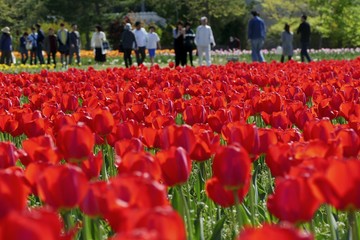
[0,27,13,66]
[28,27,38,65]
[57,23,70,67]
[297,14,312,62]
[173,21,186,67]
[146,26,161,67]
[280,23,293,63]
[133,21,147,66]
[44,28,57,66]
[35,24,45,64]
[19,32,29,64]
[91,25,107,64]
[248,11,266,62]
[184,22,195,66]
[69,24,81,65]
[195,16,215,66]
[121,23,137,68]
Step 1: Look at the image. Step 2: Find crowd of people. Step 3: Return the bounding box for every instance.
[0,11,312,67]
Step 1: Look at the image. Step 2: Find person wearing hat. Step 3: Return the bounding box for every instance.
[195,16,215,66]
[121,23,137,68]
[248,10,266,62]
[0,27,13,66]
[133,21,147,66]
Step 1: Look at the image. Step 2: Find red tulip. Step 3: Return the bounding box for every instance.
[160,125,196,153]
[116,151,161,180]
[267,177,323,223]
[36,164,89,209]
[0,142,19,169]
[114,138,143,158]
[92,108,115,136]
[221,122,259,158]
[80,181,108,217]
[56,122,95,162]
[80,151,103,180]
[313,159,360,210]
[237,223,313,240]
[190,130,220,162]
[303,118,335,143]
[183,105,207,125]
[0,168,30,217]
[21,135,60,165]
[206,177,249,207]
[156,146,192,186]
[212,145,251,189]
[0,208,69,240]
[335,128,360,158]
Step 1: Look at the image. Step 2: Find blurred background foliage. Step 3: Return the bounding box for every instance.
[0,0,359,50]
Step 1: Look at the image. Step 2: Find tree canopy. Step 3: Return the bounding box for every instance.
[0,0,359,49]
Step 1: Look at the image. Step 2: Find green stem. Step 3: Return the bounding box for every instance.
[61,210,73,232]
[178,185,193,240]
[233,190,244,230]
[326,205,337,240]
[348,210,359,240]
[82,214,92,240]
[249,178,256,226]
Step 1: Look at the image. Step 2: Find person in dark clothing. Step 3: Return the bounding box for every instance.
[57,23,70,67]
[228,36,240,50]
[69,24,81,65]
[28,27,38,65]
[0,27,13,66]
[184,22,195,66]
[35,24,45,64]
[248,11,266,62]
[121,23,137,68]
[19,32,29,64]
[297,14,311,62]
[173,21,186,67]
[44,28,57,66]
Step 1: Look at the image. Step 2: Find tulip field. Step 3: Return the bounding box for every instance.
[0,58,360,240]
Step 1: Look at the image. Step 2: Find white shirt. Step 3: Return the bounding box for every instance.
[195,25,215,47]
[146,32,160,49]
[133,28,148,47]
[91,31,106,48]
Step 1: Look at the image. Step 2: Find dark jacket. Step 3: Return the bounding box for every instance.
[184,28,195,49]
[44,35,58,53]
[0,33,12,51]
[297,21,311,42]
[37,30,45,46]
[69,31,80,47]
[121,30,137,49]
[248,16,266,40]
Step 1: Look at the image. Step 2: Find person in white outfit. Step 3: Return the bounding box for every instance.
[195,16,215,66]
[133,21,148,66]
[146,26,161,67]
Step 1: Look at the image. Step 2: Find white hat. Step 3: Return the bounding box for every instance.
[125,23,132,30]
[200,16,207,21]
[1,27,10,34]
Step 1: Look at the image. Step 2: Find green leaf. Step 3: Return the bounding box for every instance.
[209,216,226,240]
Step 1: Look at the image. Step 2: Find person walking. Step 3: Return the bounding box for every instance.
[297,14,312,62]
[44,28,57,66]
[195,16,215,66]
[184,22,195,66]
[69,24,81,65]
[146,26,161,67]
[173,21,186,67]
[280,23,293,63]
[28,27,38,65]
[0,27,13,66]
[19,32,29,64]
[248,11,266,62]
[57,23,70,67]
[121,23,137,68]
[133,21,147,66]
[35,24,45,64]
[91,25,107,64]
